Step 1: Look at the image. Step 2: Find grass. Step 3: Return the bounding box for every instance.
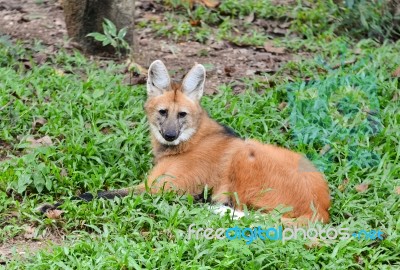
[1,1,400,269]
[148,0,400,49]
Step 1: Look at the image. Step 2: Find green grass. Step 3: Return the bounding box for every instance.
[1,20,400,270]
[148,0,400,50]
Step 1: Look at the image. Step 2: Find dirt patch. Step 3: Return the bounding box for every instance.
[0,0,66,46]
[0,0,298,95]
[0,234,62,263]
[134,38,293,94]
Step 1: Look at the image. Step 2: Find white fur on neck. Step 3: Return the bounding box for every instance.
[150,124,196,146]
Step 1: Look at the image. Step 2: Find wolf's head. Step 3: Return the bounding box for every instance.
[145,60,206,146]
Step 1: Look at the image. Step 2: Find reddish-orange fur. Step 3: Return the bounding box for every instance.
[137,76,331,223]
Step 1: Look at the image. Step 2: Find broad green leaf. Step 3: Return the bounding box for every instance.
[118,27,128,39]
[104,18,117,36]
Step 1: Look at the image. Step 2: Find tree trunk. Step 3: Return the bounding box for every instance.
[389,0,400,39]
[62,0,135,55]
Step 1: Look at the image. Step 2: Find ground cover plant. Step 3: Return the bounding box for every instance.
[1,0,400,269]
[149,0,400,46]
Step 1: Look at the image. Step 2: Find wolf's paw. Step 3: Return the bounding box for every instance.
[210,204,245,220]
[36,202,63,214]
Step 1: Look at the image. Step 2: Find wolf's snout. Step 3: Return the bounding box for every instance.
[163,130,178,141]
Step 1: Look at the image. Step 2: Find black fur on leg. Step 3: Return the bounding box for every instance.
[36,201,64,214]
[193,188,213,204]
[222,200,234,208]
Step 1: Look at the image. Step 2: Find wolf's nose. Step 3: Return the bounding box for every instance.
[164,131,178,141]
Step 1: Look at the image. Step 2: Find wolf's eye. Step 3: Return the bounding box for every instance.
[159,109,168,116]
[178,112,187,118]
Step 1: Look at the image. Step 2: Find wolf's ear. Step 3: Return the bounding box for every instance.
[182,64,205,101]
[147,60,171,97]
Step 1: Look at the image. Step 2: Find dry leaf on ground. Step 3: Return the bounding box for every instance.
[26,135,53,148]
[304,238,331,249]
[278,102,287,111]
[244,12,255,23]
[45,209,63,219]
[190,19,201,26]
[355,182,369,193]
[32,117,47,130]
[264,41,286,54]
[319,144,331,156]
[143,14,162,23]
[392,66,400,77]
[127,59,147,75]
[338,179,349,192]
[193,0,220,8]
[23,226,36,239]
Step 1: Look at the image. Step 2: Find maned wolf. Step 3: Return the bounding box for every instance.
[40,60,330,223]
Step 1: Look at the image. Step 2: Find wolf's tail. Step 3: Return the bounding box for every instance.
[38,187,213,214]
[37,188,132,214]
